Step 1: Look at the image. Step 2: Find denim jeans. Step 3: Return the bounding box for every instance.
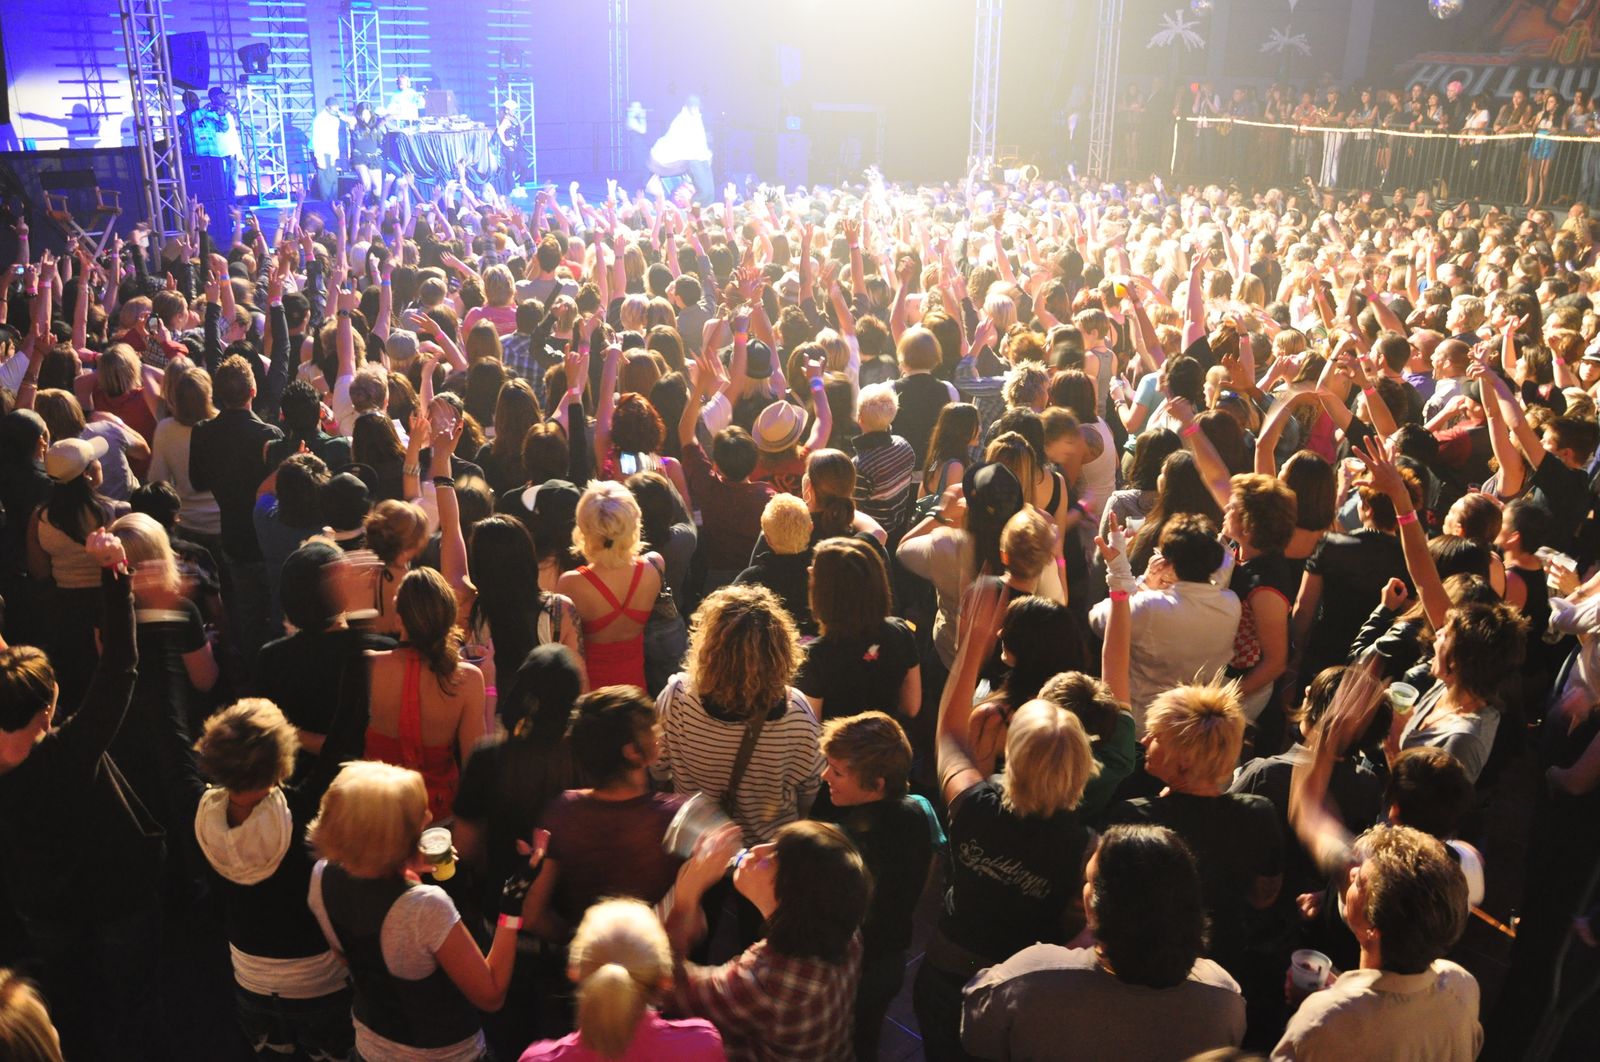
[235,984,355,1061]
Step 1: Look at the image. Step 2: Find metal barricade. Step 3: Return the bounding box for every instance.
[1165,117,1600,208]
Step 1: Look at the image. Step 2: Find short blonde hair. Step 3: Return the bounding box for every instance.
[1001,699,1099,816]
[98,345,142,399]
[483,263,515,306]
[111,512,178,597]
[984,291,1017,333]
[761,493,813,556]
[816,328,851,373]
[195,698,298,793]
[896,326,941,372]
[568,899,672,1059]
[0,968,63,1062]
[348,366,389,414]
[856,382,899,433]
[620,294,650,332]
[573,480,642,568]
[1000,508,1055,581]
[308,760,428,878]
[1145,683,1245,788]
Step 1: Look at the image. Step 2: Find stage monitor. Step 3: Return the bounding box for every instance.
[424,89,456,118]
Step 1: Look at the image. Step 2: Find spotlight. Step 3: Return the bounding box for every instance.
[238,43,272,75]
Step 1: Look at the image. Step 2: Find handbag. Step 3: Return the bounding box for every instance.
[643,555,688,696]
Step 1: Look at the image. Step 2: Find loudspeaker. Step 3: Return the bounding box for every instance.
[184,155,228,202]
[0,22,10,125]
[168,31,210,91]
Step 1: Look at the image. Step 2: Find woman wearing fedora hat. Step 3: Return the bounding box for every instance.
[25,436,129,711]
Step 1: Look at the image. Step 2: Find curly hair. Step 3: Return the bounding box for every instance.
[686,584,803,716]
[364,499,430,566]
[1229,473,1298,554]
[610,392,665,454]
[194,698,299,793]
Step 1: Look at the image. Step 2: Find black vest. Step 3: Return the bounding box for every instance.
[893,374,952,467]
[320,865,481,1049]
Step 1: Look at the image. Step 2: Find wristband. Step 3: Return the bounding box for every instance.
[735,331,749,342]
[1396,510,1418,527]
[432,475,456,489]
[336,309,352,319]
[1362,386,1377,398]
[1109,589,1131,602]
[497,914,523,931]
[1180,422,1201,438]
[809,377,825,392]
[403,463,421,478]
[380,279,391,287]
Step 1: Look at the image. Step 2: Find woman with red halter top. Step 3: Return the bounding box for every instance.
[558,481,663,691]
[364,566,486,825]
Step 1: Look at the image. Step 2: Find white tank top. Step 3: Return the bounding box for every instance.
[1080,419,1118,522]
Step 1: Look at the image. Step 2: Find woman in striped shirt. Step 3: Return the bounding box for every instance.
[652,583,822,845]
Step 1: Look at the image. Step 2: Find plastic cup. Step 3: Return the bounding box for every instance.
[661,792,735,860]
[1288,949,1333,1006]
[1388,682,1420,716]
[419,827,456,881]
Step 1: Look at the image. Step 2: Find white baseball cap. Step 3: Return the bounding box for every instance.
[45,435,109,483]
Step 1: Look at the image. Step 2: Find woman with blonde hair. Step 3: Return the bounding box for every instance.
[517,899,724,1061]
[1107,682,1285,1005]
[364,566,486,825]
[0,969,64,1062]
[463,264,519,336]
[652,583,822,844]
[148,366,221,546]
[307,760,541,1062]
[557,480,663,690]
[915,575,1098,1060]
[80,344,160,466]
[364,498,431,636]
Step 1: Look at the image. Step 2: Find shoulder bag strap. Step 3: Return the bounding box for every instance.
[720,710,770,820]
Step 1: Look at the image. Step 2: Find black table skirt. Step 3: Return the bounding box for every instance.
[383,127,499,185]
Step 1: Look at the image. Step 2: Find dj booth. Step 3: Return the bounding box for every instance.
[383,124,499,186]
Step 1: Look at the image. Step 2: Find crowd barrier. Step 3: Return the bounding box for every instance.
[1167,116,1600,208]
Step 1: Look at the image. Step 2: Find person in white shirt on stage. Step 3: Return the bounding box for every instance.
[649,95,713,204]
[310,97,351,201]
[385,74,424,123]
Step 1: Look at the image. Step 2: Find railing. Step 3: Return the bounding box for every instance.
[1168,116,1600,208]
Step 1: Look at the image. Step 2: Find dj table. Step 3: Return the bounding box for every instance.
[383,125,498,186]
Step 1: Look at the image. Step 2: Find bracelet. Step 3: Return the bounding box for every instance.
[1362,385,1377,397]
[432,475,456,489]
[497,914,523,931]
[403,463,421,478]
[809,377,825,392]
[735,332,749,342]
[336,309,352,319]
[380,279,391,287]
[1396,510,1419,527]
[1180,422,1201,438]
[1109,589,1131,602]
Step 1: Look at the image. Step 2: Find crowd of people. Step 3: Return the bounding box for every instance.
[0,155,1598,1062]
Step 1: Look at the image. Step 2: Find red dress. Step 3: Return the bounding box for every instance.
[578,560,652,691]
[365,650,460,824]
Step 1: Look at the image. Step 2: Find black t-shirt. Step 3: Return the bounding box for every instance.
[1226,551,1301,677]
[1107,792,1284,974]
[1529,454,1594,552]
[817,794,942,958]
[455,737,573,914]
[939,779,1093,962]
[795,616,918,721]
[734,550,815,636]
[1229,751,1384,896]
[1302,530,1409,679]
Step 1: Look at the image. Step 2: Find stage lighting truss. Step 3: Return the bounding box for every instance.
[239,79,293,203]
[967,0,1003,175]
[1087,0,1124,179]
[340,1,385,110]
[248,1,318,144]
[117,0,190,242]
[607,0,631,176]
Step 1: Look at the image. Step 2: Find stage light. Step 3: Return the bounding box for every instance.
[1190,0,1213,14]
[238,43,272,74]
[1429,0,1463,18]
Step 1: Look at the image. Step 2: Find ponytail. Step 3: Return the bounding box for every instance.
[576,962,649,1060]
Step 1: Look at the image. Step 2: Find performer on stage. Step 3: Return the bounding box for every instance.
[627,101,650,192]
[311,97,351,201]
[649,95,713,205]
[350,102,386,197]
[493,99,526,195]
[193,87,241,201]
[386,74,425,122]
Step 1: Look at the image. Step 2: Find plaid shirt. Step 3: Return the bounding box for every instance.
[500,331,550,409]
[668,935,861,1062]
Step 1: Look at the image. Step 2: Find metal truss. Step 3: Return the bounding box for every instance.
[238,79,292,202]
[1086,0,1124,179]
[340,1,385,109]
[968,0,1003,174]
[117,0,189,241]
[493,80,539,186]
[248,0,317,138]
[607,0,631,175]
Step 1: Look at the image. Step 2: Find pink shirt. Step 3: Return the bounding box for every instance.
[463,303,520,336]
[519,1011,724,1062]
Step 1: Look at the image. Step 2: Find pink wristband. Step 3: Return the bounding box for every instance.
[1109,590,1131,602]
[1396,510,1418,527]
[1180,423,1201,438]
[497,914,523,931]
